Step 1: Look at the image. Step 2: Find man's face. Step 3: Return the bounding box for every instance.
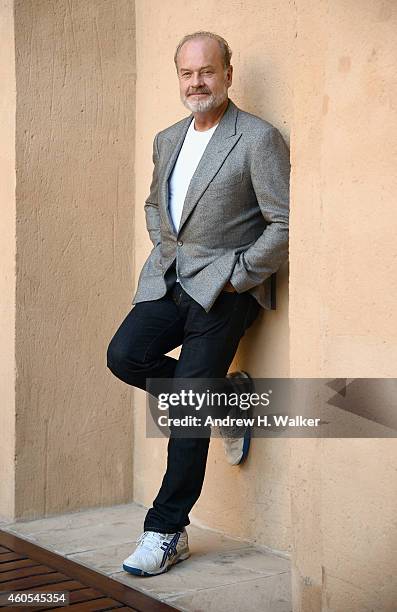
[176,38,232,113]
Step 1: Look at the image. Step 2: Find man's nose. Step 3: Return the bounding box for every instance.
[191,72,204,88]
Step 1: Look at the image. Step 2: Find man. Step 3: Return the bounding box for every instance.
[107,31,290,576]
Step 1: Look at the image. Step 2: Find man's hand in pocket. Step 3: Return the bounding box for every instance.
[223,281,237,293]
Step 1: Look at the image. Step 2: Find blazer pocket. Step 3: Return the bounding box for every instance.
[206,171,244,193]
[140,243,163,277]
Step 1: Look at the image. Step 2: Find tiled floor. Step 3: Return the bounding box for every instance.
[0,502,292,612]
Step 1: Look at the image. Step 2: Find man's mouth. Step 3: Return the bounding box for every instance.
[189,92,209,96]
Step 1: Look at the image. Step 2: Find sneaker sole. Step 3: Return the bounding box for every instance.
[240,426,251,463]
[122,551,190,577]
[235,425,251,465]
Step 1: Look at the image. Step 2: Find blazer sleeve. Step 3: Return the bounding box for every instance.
[229,126,290,293]
[144,133,162,247]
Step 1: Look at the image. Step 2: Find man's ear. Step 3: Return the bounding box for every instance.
[227,65,233,86]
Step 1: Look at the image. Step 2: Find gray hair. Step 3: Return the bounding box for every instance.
[174,31,232,70]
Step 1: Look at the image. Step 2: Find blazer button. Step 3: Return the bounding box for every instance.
[177,240,183,246]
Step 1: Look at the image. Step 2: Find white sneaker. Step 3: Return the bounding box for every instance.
[122,529,190,576]
[220,371,253,465]
[221,424,251,465]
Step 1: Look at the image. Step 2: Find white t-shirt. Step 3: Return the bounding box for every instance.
[168,119,219,233]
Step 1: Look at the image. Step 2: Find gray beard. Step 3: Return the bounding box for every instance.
[181,88,228,113]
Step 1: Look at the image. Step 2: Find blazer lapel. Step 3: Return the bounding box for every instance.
[178,100,241,234]
[159,116,192,235]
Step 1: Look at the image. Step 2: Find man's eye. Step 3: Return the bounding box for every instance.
[181,73,191,78]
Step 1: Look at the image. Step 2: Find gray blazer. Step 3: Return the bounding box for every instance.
[131,99,290,313]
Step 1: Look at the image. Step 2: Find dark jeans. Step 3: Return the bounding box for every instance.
[106,279,260,533]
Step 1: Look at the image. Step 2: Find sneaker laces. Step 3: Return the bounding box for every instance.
[135,530,181,549]
[135,531,164,548]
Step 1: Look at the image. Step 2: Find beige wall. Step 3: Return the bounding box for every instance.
[0,0,16,520]
[132,0,294,553]
[7,0,136,520]
[289,2,397,611]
